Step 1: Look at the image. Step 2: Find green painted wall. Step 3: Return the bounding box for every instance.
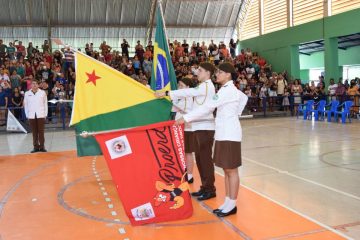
[300,69,309,81]
[239,8,360,83]
[339,46,360,65]
[261,46,290,73]
[300,52,324,69]
[300,45,360,69]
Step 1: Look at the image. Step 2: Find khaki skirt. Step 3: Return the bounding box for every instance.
[184,131,196,153]
[213,141,242,169]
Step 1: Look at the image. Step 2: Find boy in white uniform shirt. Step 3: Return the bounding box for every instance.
[156,62,217,201]
[177,63,248,217]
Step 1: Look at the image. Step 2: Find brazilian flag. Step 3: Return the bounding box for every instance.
[150,4,177,91]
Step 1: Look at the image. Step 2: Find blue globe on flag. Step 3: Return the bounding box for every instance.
[156,54,170,90]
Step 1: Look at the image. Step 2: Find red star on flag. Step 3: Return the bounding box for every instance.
[86,70,101,86]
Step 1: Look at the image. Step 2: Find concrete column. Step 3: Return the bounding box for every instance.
[289,44,300,80]
[324,37,340,86]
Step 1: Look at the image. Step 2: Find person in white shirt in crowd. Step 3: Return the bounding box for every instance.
[23,80,48,153]
[259,83,268,99]
[328,78,338,101]
[276,74,287,110]
[0,69,10,87]
[172,77,196,183]
[155,62,217,201]
[212,45,220,66]
[245,63,255,80]
[176,62,248,217]
[276,74,287,96]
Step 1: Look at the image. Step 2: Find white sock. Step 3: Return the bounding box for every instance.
[218,196,230,210]
[187,174,193,179]
[222,199,236,213]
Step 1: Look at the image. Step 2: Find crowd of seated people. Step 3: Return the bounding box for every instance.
[0,37,359,126]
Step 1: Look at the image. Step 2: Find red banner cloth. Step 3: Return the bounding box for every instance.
[94,121,193,225]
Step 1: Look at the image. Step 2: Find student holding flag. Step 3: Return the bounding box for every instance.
[155,62,217,201]
[176,63,248,217]
[172,77,196,183]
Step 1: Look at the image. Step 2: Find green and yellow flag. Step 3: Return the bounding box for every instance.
[71,52,172,156]
[150,3,177,91]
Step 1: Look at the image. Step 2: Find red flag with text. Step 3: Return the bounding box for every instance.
[94,121,193,225]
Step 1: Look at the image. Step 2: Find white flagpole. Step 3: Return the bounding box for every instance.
[78,127,135,138]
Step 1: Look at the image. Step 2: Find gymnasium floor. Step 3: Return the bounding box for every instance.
[0,117,359,240]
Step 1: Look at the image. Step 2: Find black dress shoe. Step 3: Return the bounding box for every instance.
[212,208,222,214]
[197,192,216,201]
[187,177,194,184]
[216,207,237,217]
[30,149,39,153]
[38,148,47,152]
[191,189,205,197]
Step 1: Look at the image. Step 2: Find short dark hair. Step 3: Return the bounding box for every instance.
[179,77,196,88]
[199,62,215,76]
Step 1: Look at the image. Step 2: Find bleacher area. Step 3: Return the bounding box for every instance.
[0,38,359,131]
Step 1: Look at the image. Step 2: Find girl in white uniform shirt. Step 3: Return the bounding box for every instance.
[172,77,196,183]
[177,63,248,217]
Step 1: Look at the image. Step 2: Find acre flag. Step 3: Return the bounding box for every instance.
[94,121,193,225]
[70,52,172,156]
[150,3,177,92]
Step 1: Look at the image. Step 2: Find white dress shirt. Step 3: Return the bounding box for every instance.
[169,79,215,131]
[183,81,248,142]
[24,89,48,119]
[173,97,193,132]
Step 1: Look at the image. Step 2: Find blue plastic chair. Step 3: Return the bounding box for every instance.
[334,101,353,124]
[308,100,326,121]
[325,100,340,122]
[297,100,314,120]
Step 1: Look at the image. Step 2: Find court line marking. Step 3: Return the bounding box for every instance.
[333,221,360,231]
[242,156,360,201]
[0,157,66,218]
[196,199,251,240]
[214,171,353,240]
[319,149,360,172]
[57,175,129,225]
[92,157,124,236]
[264,228,326,240]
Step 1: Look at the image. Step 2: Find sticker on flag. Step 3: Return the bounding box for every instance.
[131,202,155,221]
[94,120,193,225]
[105,135,132,159]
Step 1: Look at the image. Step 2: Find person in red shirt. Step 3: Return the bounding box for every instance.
[175,43,184,60]
[144,47,153,60]
[14,40,26,59]
[99,41,111,56]
[237,49,246,63]
[258,56,266,67]
[104,52,112,64]
[220,45,230,60]
[43,51,53,64]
